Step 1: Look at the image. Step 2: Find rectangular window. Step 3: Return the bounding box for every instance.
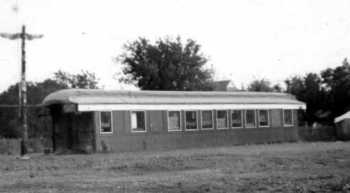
[231,110,243,128]
[245,110,256,128]
[131,111,146,132]
[283,109,293,126]
[258,110,269,127]
[185,111,198,130]
[100,112,112,134]
[201,110,213,129]
[168,111,181,131]
[216,110,228,129]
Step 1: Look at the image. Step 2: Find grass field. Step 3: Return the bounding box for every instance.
[0,141,350,193]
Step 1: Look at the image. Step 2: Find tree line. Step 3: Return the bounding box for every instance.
[1,36,350,138]
[285,59,350,125]
[0,71,98,138]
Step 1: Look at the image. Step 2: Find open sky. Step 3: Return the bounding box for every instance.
[1,0,350,92]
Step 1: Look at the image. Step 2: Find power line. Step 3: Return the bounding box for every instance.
[0,104,42,108]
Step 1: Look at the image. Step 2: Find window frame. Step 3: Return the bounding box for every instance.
[100,111,113,134]
[283,109,294,127]
[258,109,270,128]
[184,110,199,131]
[130,111,147,133]
[231,110,243,128]
[201,110,214,130]
[216,110,229,130]
[167,111,182,132]
[245,110,256,128]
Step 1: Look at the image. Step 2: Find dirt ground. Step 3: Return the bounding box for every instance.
[0,141,350,193]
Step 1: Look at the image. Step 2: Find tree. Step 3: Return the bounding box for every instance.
[0,83,21,138]
[272,84,283,92]
[247,79,276,92]
[0,70,99,138]
[118,37,214,91]
[54,70,99,89]
[0,79,68,138]
[285,73,328,125]
[321,58,350,117]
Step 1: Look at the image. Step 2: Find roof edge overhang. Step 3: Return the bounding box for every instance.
[334,111,350,123]
[77,103,306,112]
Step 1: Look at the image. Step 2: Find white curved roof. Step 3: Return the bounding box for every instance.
[43,89,306,111]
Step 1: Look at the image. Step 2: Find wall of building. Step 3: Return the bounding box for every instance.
[51,105,95,153]
[336,120,350,140]
[94,109,299,153]
[71,112,95,153]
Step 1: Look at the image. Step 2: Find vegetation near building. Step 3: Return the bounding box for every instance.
[0,71,99,138]
[118,37,214,91]
[247,79,282,92]
[285,58,350,125]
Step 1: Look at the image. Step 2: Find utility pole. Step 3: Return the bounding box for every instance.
[0,25,43,157]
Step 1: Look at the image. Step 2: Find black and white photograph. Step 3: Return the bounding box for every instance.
[0,0,350,192]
